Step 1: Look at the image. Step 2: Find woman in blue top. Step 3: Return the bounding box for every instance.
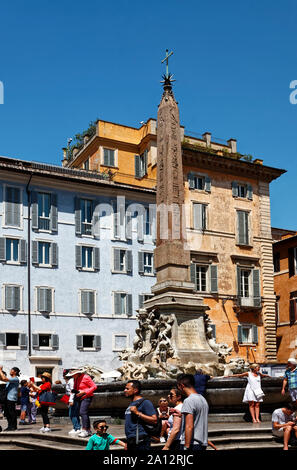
[0,365,20,431]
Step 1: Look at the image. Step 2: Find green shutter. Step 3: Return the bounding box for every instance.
[95,336,101,350]
[52,334,59,349]
[253,269,261,307]
[252,325,258,344]
[114,293,121,315]
[20,334,27,349]
[92,201,100,238]
[193,203,202,230]
[237,211,248,245]
[210,265,218,293]
[0,333,6,347]
[232,182,238,197]
[135,155,141,178]
[237,266,241,304]
[247,184,253,200]
[32,241,38,264]
[237,325,243,344]
[89,292,95,314]
[50,193,58,232]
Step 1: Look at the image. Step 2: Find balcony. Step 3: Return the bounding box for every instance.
[234,296,262,312]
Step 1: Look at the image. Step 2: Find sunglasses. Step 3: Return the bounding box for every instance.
[98,425,108,430]
[160,399,168,402]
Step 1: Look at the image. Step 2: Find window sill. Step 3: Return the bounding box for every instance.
[239,343,257,346]
[236,243,253,249]
[6,346,21,350]
[6,261,21,266]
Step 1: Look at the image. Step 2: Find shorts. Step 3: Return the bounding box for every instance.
[289,389,297,401]
[21,404,28,412]
[272,429,284,438]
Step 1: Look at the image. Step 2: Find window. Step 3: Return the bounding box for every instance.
[6,238,19,262]
[290,298,297,325]
[238,324,258,344]
[139,293,154,308]
[32,241,58,267]
[83,159,90,170]
[240,270,250,298]
[80,290,95,315]
[113,248,133,274]
[193,203,207,230]
[138,251,154,275]
[32,192,57,232]
[237,267,261,307]
[39,334,50,347]
[114,292,133,316]
[188,173,211,192]
[135,151,148,178]
[232,182,253,200]
[37,287,53,313]
[82,246,93,269]
[75,246,100,271]
[81,199,93,235]
[6,333,19,347]
[113,334,129,351]
[38,241,50,265]
[288,247,297,277]
[32,333,59,350]
[103,148,115,167]
[0,333,27,349]
[190,263,218,293]
[38,193,51,230]
[75,197,99,238]
[76,335,101,350]
[273,252,280,273]
[5,186,21,227]
[237,210,250,245]
[144,207,151,236]
[0,238,26,264]
[5,285,21,311]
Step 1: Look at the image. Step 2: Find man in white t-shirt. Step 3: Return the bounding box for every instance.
[272,403,297,450]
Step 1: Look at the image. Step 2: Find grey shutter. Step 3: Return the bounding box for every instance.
[92,202,100,238]
[237,325,243,344]
[127,294,133,316]
[6,187,21,227]
[14,287,20,310]
[13,188,21,227]
[0,333,6,347]
[232,181,238,197]
[114,293,122,315]
[20,334,27,349]
[31,191,38,230]
[202,204,207,230]
[253,269,261,307]
[236,265,241,304]
[94,247,100,271]
[252,325,258,344]
[45,288,52,313]
[125,211,132,240]
[89,292,95,314]
[143,150,148,175]
[237,211,246,245]
[20,240,27,264]
[50,193,58,232]
[52,334,59,349]
[94,336,101,350]
[32,334,39,349]
[51,243,58,267]
[76,335,83,350]
[139,294,144,308]
[112,200,120,239]
[126,250,133,273]
[75,197,82,235]
[37,288,44,312]
[190,264,197,288]
[113,248,121,271]
[0,237,6,262]
[75,245,82,269]
[150,205,156,243]
[135,155,141,178]
[138,252,144,274]
[193,203,202,230]
[5,286,13,310]
[5,187,13,226]
[32,241,38,264]
[81,291,88,314]
[205,176,211,192]
[247,184,253,200]
[137,212,144,242]
[210,265,218,293]
[188,173,195,189]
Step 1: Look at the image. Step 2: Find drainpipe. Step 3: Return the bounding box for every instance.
[26,174,33,358]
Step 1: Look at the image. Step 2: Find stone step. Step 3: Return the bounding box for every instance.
[208,413,271,423]
[0,437,82,451]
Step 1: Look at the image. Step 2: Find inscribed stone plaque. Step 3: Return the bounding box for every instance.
[177,319,204,350]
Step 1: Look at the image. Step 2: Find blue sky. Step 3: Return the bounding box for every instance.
[0,0,296,229]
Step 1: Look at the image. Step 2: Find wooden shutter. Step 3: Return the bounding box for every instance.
[236,265,241,304]
[237,325,243,344]
[290,300,297,325]
[232,181,238,197]
[205,176,211,192]
[247,184,253,200]
[113,248,121,271]
[125,211,132,240]
[76,335,83,350]
[188,173,195,189]
[32,241,38,264]
[94,336,101,350]
[126,251,133,273]
[138,252,144,274]
[210,265,218,293]
[202,204,207,230]
[193,203,202,230]
[19,334,27,348]
[252,325,258,344]
[75,245,82,269]
[50,193,58,232]
[288,248,296,278]
[127,294,133,316]
[20,240,27,264]
[52,334,59,349]
[139,294,144,308]
[5,187,13,226]
[253,269,261,307]
[114,293,122,315]
[74,197,82,235]
[190,264,197,288]
[94,248,100,271]
[51,243,58,267]
[135,155,141,178]
[31,191,38,230]
[0,237,6,262]
[237,211,248,245]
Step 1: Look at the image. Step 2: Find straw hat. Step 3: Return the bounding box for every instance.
[65,369,84,378]
[41,372,52,379]
[287,358,297,365]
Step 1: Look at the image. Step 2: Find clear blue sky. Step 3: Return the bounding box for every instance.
[0,0,296,229]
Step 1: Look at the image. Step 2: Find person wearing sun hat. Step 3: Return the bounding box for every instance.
[29,371,53,432]
[282,358,297,403]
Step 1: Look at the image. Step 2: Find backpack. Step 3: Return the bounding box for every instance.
[136,398,162,441]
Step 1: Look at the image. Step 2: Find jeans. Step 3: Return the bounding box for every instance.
[40,405,50,426]
[126,436,151,451]
[69,400,81,431]
[4,400,17,429]
[28,402,37,423]
[78,397,92,430]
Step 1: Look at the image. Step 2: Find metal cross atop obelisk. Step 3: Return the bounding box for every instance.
[161,49,173,79]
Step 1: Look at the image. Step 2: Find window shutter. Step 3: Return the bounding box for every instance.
[253,269,261,307]
[127,294,133,316]
[6,286,19,311]
[210,265,218,293]
[232,181,238,197]
[202,204,207,230]
[237,325,243,344]
[14,286,20,311]
[112,200,120,239]
[46,288,52,313]
[52,334,59,349]
[205,176,211,192]
[32,241,38,265]
[95,336,101,350]
[20,334,27,349]
[125,211,132,240]
[126,251,133,273]
[188,173,195,189]
[113,248,121,271]
[76,335,83,350]
[290,300,296,325]
[135,155,141,178]
[32,334,39,349]
[51,243,58,267]
[114,293,121,315]
[237,211,248,245]
[50,193,58,232]
[94,247,100,271]
[20,240,27,264]
[13,188,21,227]
[237,266,241,304]
[138,252,144,274]
[190,264,197,288]
[252,325,258,344]
[0,237,6,262]
[89,292,95,314]
[143,150,148,175]
[74,197,82,235]
[139,294,144,308]
[137,212,144,242]
[92,202,100,238]
[150,205,156,243]
[288,248,295,277]
[6,187,21,227]
[75,245,82,269]
[210,324,216,339]
[81,291,88,314]
[5,187,13,226]
[31,191,38,230]
[193,203,202,230]
[0,333,6,347]
[37,287,44,312]
[247,184,253,200]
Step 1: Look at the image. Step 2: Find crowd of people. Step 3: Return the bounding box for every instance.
[0,357,297,451]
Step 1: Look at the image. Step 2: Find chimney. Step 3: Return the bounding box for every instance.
[202,132,211,147]
[227,138,237,153]
[62,148,68,167]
